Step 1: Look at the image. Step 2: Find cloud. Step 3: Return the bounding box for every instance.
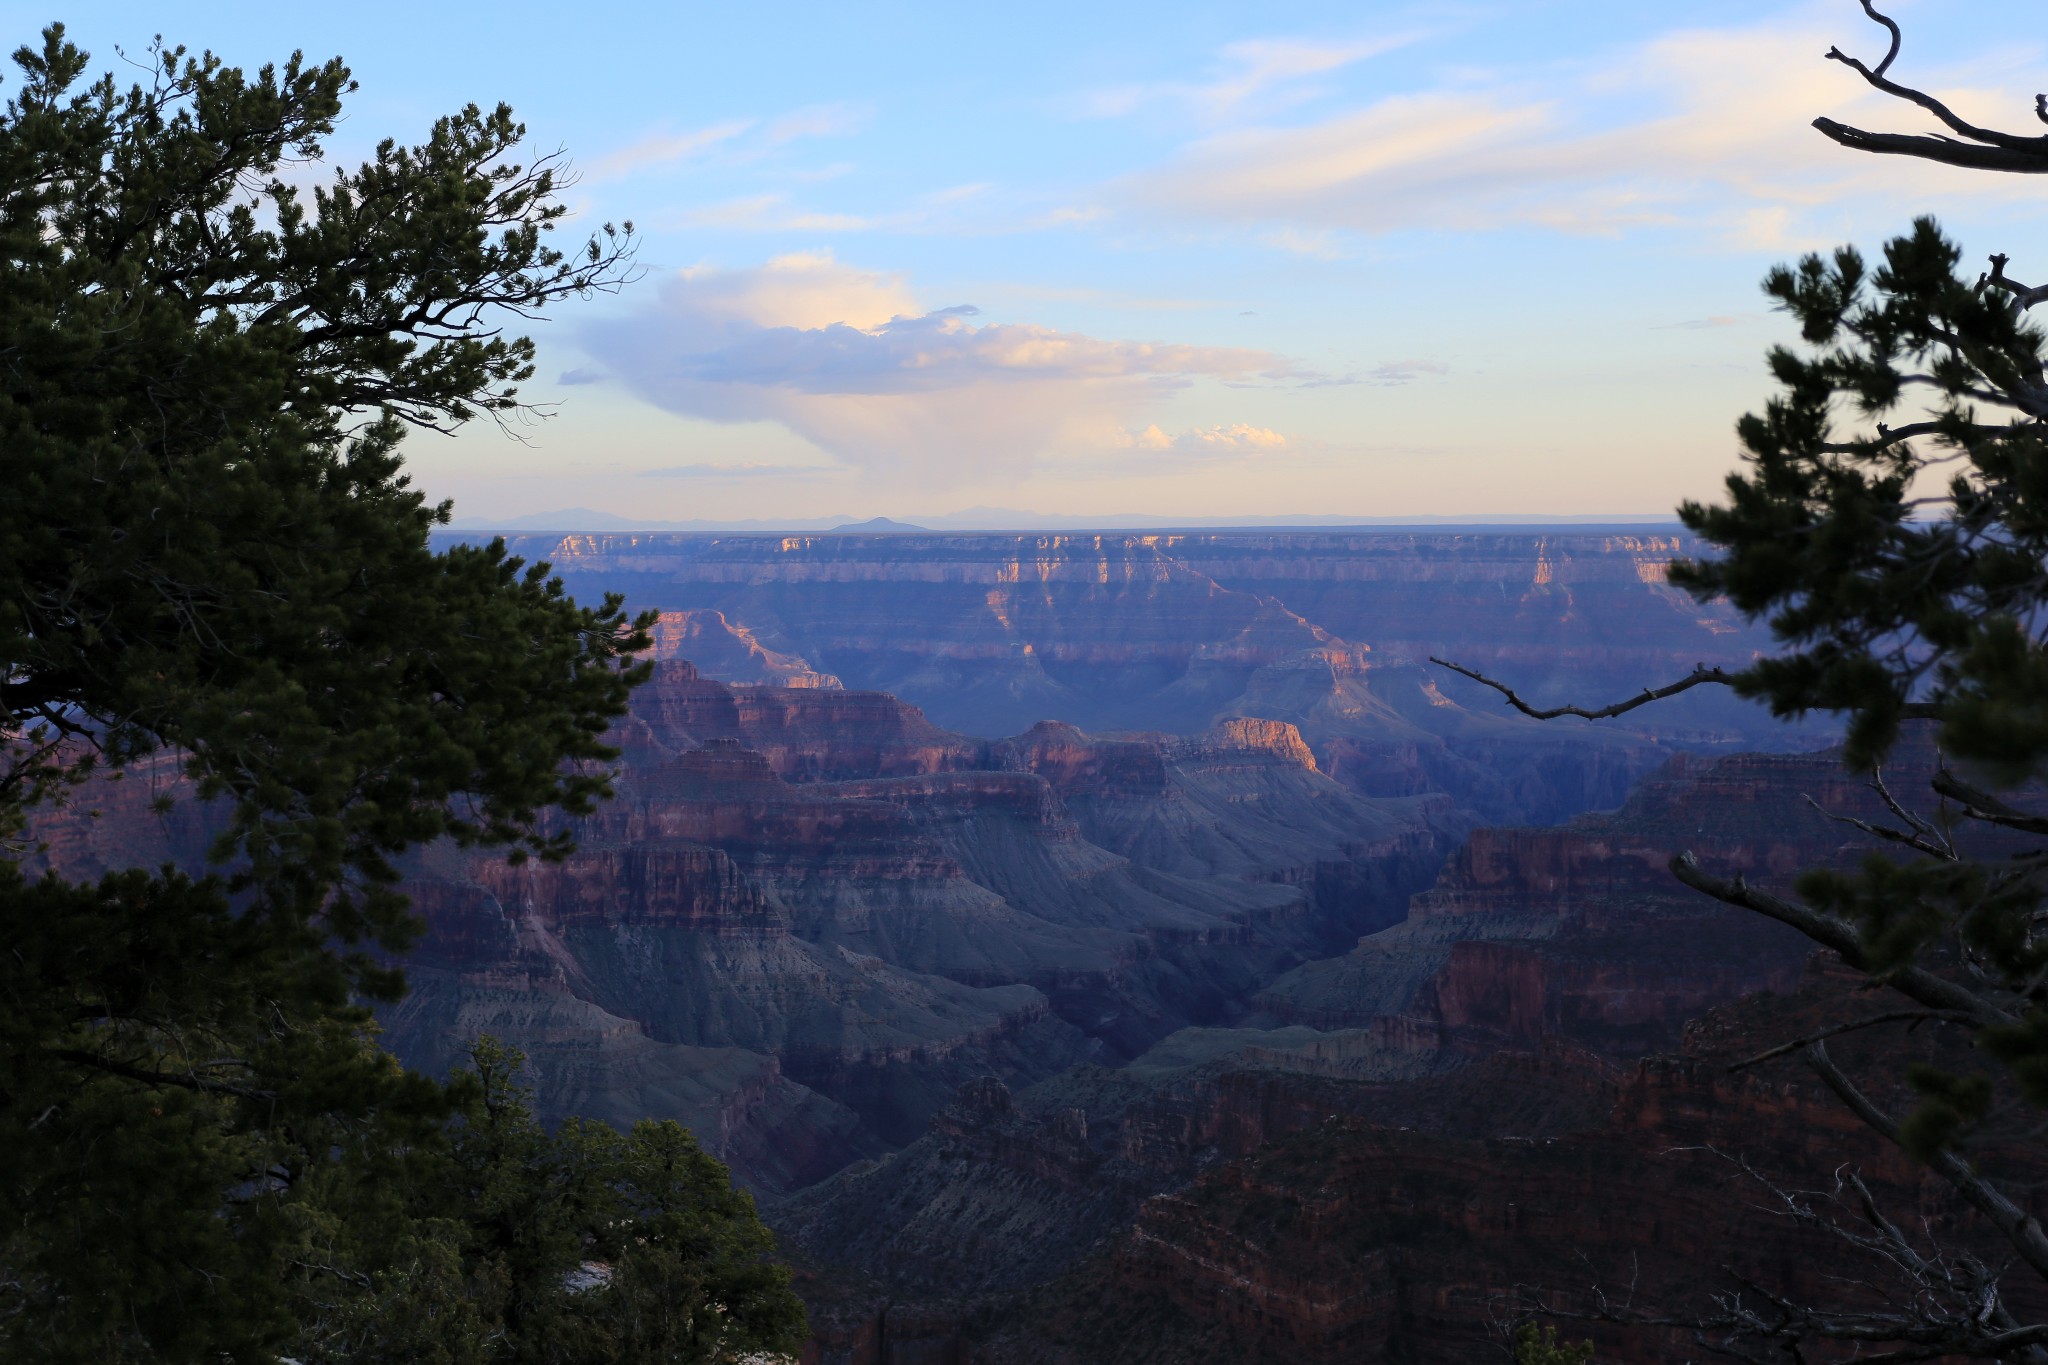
[556,367,605,386]
[1120,13,2046,244]
[1078,33,1421,120]
[1655,315,1746,331]
[761,104,870,146]
[669,194,880,232]
[641,250,918,331]
[583,104,868,184]
[584,253,1308,484]
[1124,423,1289,458]
[582,120,754,183]
[1262,227,1351,259]
[1361,359,1447,385]
[664,184,1103,238]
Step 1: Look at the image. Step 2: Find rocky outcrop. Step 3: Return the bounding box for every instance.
[29,654,1454,1194]
[620,660,980,783]
[1023,966,2048,1365]
[791,962,2048,1365]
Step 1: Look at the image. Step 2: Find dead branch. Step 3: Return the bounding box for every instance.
[1802,1041,2048,1284]
[1931,769,2048,837]
[46,1048,275,1102]
[1803,792,1957,861]
[1726,1009,1972,1072]
[1984,255,2048,312]
[1814,2,2048,174]
[1428,658,1737,720]
[1668,853,2014,1031]
[1547,1143,2048,1363]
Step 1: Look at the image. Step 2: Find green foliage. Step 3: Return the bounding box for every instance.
[1637,204,2048,1360]
[1672,215,2048,1165]
[0,24,648,946]
[0,859,457,1360]
[1,1019,807,1361]
[287,1041,808,1365]
[0,22,802,1362]
[1674,217,2048,780]
[1513,1322,1594,1365]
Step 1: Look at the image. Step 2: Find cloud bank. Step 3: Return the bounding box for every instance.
[583,253,1305,482]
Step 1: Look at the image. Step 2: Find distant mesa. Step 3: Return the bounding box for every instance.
[829,516,927,533]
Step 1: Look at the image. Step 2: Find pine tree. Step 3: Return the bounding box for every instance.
[0,25,801,1360]
[1441,7,2048,1355]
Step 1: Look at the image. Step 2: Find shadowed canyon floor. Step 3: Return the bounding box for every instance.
[778,738,2047,1364]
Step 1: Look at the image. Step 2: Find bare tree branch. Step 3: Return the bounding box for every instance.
[1727,1009,1972,1072]
[1803,792,1957,861]
[1814,2,2048,174]
[1429,658,1738,720]
[47,1048,274,1102]
[1931,769,2048,836]
[1668,853,2015,1030]
[1802,1041,2048,1284]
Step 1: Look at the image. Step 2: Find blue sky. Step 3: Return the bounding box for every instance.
[23,1,2048,522]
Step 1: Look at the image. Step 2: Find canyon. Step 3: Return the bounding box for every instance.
[451,528,1835,825]
[43,528,1947,1362]
[378,656,1459,1181]
[775,741,1979,1363]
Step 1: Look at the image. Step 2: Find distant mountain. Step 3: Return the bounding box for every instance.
[829,516,927,533]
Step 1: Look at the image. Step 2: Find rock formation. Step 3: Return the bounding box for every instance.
[365,661,1461,1184]
[31,530,1921,1362]
[457,529,1837,825]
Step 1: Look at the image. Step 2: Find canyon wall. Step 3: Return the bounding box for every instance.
[448,529,1835,826]
[371,660,1460,1185]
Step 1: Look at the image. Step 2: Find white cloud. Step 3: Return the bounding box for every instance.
[1261,227,1352,259]
[641,461,841,480]
[663,184,1106,238]
[1121,13,2047,244]
[1077,33,1421,120]
[582,120,754,183]
[582,253,1309,484]
[646,251,917,330]
[1361,359,1447,385]
[1124,423,1289,458]
[761,103,870,146]
[583,103,867,184]
[668,194,880,232]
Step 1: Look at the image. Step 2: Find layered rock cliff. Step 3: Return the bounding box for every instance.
[28,653,1454,1197]
[1246,747,1899,1056]
[367,661,1458,1181]
[454,530,1832,825]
